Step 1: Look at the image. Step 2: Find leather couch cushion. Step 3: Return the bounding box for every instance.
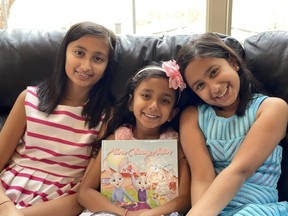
[0,29,65,113]
[244,31,288,102]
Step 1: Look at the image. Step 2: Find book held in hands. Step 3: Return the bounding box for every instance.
[101,139,178,211]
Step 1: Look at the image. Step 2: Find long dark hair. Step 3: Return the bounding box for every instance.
[37,21,116,129]
[91,63,181,156]
[176,32,264,116]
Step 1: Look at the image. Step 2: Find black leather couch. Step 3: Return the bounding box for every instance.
[0,29,287,202]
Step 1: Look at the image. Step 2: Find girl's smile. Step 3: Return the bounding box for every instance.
[143,112,160,120]
[130,77,176,133]
[185,57,240,115]
[75,71,93,80]
[65,35,110,90]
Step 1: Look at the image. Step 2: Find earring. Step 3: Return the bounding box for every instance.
[236,66,239,71]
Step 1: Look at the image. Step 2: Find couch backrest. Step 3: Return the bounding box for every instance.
[0,29,64,114]
[244,31,288,102]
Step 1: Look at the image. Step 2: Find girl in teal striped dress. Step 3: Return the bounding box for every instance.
[176,32,288,215]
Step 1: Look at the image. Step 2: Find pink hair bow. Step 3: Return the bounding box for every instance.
[162,60,186,91]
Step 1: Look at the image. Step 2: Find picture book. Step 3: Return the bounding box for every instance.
[100,139,178,211]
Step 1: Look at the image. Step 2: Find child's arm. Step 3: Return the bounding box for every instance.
[0,90,27,171]
[0,90,27,216]
[135,143,191,216]
[186,97,288,216]
[179,106,216,206]
[19,193,83,216]
[77,134,128,216]
[0,90,89,216]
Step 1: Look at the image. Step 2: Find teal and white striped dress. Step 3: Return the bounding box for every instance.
[198,94,288,215]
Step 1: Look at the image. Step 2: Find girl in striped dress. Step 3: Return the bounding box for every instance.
[0,21,116,216]
[176,32,288,215]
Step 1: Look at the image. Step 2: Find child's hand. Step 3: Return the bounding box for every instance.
[0,201,24,216]
[126,209,148,216]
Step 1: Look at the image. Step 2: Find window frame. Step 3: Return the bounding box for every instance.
[206,0,232,35]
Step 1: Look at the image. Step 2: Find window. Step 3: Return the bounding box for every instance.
[2,0,288,43]
[2,0,206,35]
[133,0,206,35]
[231,0,288,42]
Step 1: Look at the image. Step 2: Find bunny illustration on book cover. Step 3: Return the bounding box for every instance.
[101,140,178,209]
[102,157,137,209]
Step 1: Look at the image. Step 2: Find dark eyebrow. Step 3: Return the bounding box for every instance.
[141,88,173,98]
[141,88,152,93]
[73,45,86,50]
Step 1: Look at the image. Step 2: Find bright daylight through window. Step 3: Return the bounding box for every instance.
[1,0,206,35]
[1,0,288,43]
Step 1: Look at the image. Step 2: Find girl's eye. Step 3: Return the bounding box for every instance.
[93,56,104,63]
[210,67,219,78]
[141,93,150,100]
[75,50,84,56]
[195,82,204,91]
[160,98,171,104]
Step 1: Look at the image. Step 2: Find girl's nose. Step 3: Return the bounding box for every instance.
[148,100,158,111]
[80,58,92,72]
[210,82,221,95]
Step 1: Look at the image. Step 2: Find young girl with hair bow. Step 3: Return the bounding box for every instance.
[78,60,191,216]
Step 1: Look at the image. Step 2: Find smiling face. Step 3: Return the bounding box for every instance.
[110,172,124,189]
[129,77,177,137]
[65,35,110,91]
[185,57,240,113]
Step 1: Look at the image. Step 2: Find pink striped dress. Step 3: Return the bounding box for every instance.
[0,86,103,208]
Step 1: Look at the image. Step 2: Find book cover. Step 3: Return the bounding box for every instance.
[101,139,178,211]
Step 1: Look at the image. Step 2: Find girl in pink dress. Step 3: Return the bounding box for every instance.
[78,60,191,216]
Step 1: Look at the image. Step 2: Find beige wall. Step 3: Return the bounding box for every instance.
[0,0,15,28]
